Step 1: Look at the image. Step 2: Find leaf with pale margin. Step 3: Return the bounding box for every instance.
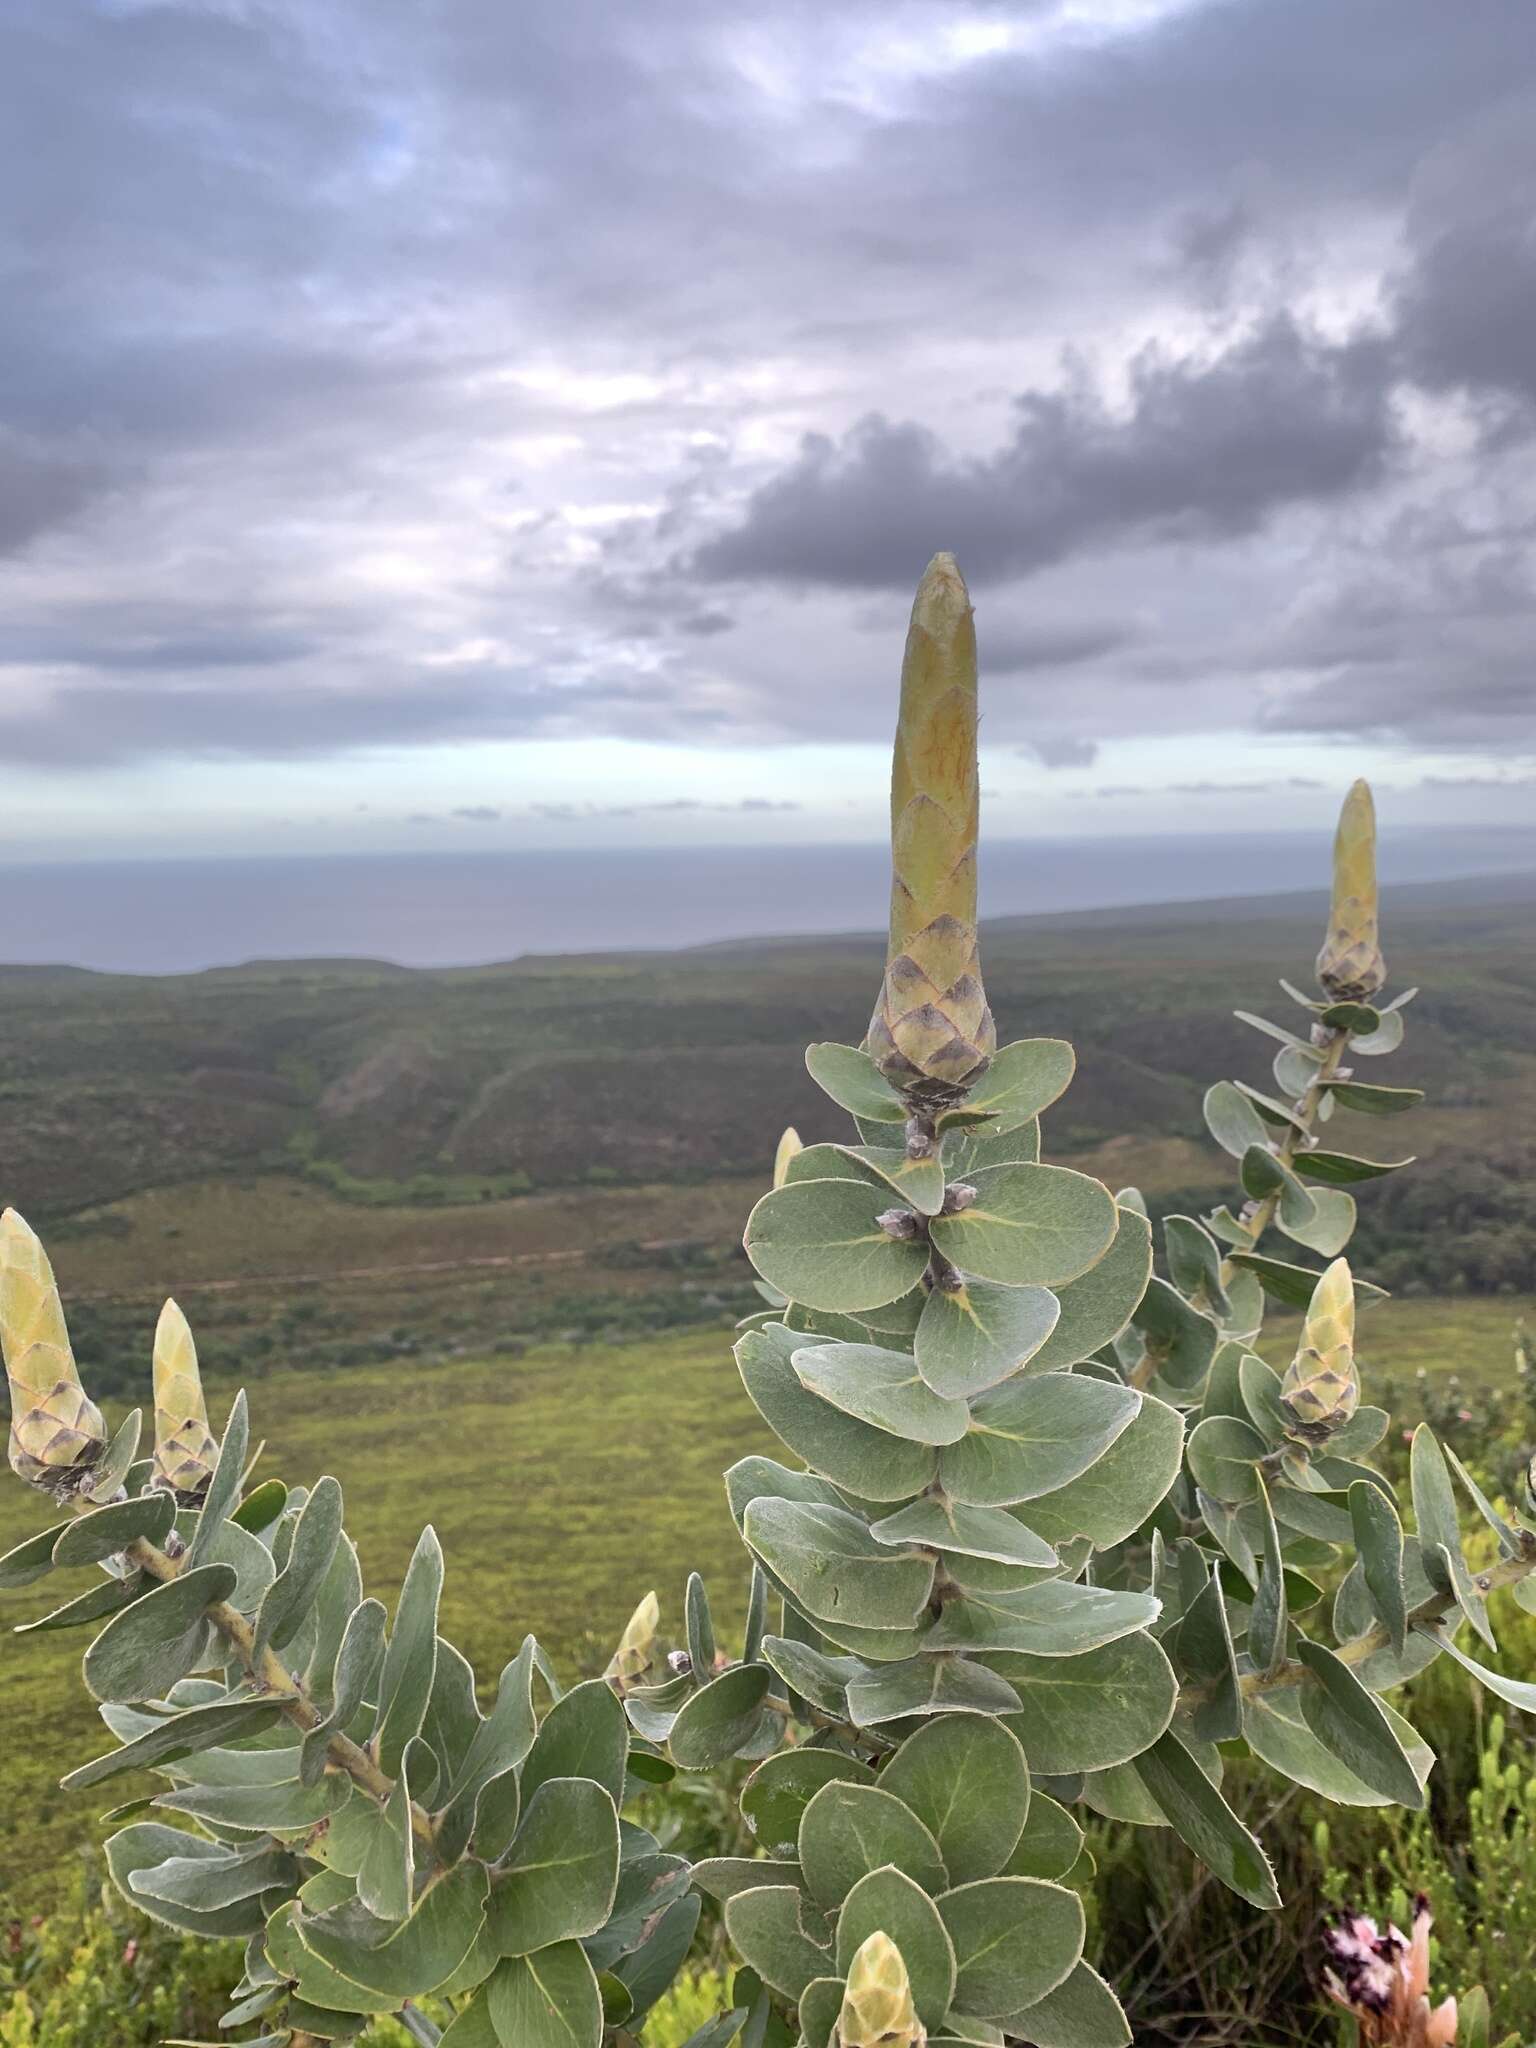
[840,1145,946,1216]
[301,1596,386,1788]
[484,1942,603,2048]
[961,1039,1076,1131]
[804,1043,906,1123]
[1171,1565,1241,1745]
[744,1179,928,1313]
[757,1637,867,1719]
[1204,1082,1269,1158]
[994,1632,1177,1776]
[182,1391,249,1572]
[741,1750,877,1859]
[798,1780,947,1905]
[1186,1416,1267,1506]
[736,1326,937,1502]
[879,1712,1030,1885]
[521,1676,628,1807]
[84,1410,143,1505]
[1295,1640,1426,1809]
[1248,1475,1288,1677]
[1244,1684,1432,1806]
[1278,1185,1357,1258]
[54,1492,173,1568]
[1020,1394,1183,1551]
[1421,1626,1536,1717]
[939,1373,1139,1508]
[487,1777,620,1956]
[82,1564,234,1704]
[1410,1426,1494,1650]
[846,1656,1021,1727]
[1001,1962,1130,2048]
[63,1698,283,1790]
[929,1166,1117,1290]
[793,1342,971,1445]
[926,1581,1159,1658]
[724,1887,832,2002]
[1020,1207,1153,1376]
[1349,1482,1407,1656]
[105,1822,273,1940]
[668,1665,771,1771]
[939,1877,1084,2018]
[1130,1278,1218,1393]
[915,1279,1060,1399]
[294,1862,489,2008]
[836,1868,957,2032]
[1003,1794,1083,1882]
[868,1497,1056,1570]
[1130,1731,1280,1909]
[743,1499,934,1631]
[253,1473,343,1658]
[372,1526,443,1777]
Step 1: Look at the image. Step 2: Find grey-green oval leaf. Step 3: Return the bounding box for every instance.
[745,1179,929,1312]
[929,1166,1117,1290]
[82,1564,235,1704]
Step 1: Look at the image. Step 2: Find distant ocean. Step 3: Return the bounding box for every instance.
[3,829,1535,975]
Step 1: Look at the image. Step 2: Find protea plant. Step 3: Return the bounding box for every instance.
[1322,1897,1515,2048]
[7,552,1536,2048]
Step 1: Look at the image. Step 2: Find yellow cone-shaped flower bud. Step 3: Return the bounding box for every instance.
[837,1932,926,2048]
[1,1208,106,1494]
[1316,779,1386,1001]
[151,1298,218,1499]
[773,1128,803,1190]
[605,1589,659,1690]
[1282,1257,1361,1442]
[866,553,995,1107]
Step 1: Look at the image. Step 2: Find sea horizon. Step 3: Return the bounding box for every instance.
[3,826,1536,976]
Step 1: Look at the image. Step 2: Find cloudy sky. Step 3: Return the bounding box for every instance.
[2,0,1535,864]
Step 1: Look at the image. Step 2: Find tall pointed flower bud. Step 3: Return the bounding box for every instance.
[866,553,995,1108]
[1282,1257,1360,1443]
[151,1298,218,1499]
[1,1208,106,1494]
[837,1932,926,2048]
[1316,779,1386,1001]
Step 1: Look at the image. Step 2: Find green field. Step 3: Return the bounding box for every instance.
[5,1293,1532,1915]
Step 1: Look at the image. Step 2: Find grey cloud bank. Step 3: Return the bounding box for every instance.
[1,0,1534,787]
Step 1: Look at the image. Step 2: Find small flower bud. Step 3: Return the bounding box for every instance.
[837,1932,926,2048]
[1282,1257,1360,1444]
[940,1181,977,1215]
[666,1648,693,1678]
[2,1209,106,1495]
[151,1299,218,1500]
[773,1128,803,1190]
[1316,779,1386,1001]
[605,1590,659,1690]
[876,1207,923,1241]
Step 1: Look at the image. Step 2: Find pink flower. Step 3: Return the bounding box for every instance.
[1322,1897,1461,2045]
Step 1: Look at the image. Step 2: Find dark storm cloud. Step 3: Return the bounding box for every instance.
[2,0,1536,774]
[695,318,1399,588]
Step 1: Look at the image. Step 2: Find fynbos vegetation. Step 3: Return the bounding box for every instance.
[4,554,1533,2047]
